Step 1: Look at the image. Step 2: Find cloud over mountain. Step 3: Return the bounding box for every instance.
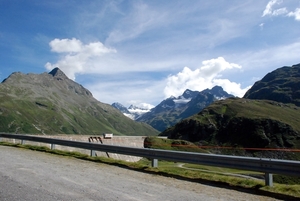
[45,38,116,80]
[164,57,249,98]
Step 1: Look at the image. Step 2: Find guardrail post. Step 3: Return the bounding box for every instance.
[50,144,55,150]
[21,140,25,145]
[1,133,300,181]
[90,150,96,157]
[151,158,158,168]
[265,172,273,187]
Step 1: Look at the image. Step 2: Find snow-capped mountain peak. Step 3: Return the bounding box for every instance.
[112,103,153,120]
[128,105,150,114]
[111,102,130,114]
[112,86,234,131]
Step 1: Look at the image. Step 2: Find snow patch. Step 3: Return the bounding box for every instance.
[174,98,191,104]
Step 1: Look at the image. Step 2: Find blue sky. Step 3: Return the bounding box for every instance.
[1,0,300,108]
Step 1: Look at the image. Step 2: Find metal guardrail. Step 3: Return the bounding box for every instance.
[1,133,300,186]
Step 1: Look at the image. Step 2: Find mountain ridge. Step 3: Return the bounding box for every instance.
[112,86,234,131]
[0,68,159,136]
[135,86,234,131]
[243,63,300,106]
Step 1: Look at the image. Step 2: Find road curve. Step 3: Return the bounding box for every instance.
[0,146,280,201]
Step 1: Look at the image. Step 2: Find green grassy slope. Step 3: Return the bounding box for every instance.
[244,63,300,106]
[160,98,300,160]
[0,69,159,136]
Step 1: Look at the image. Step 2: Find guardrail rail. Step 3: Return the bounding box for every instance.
[1,133,300,187]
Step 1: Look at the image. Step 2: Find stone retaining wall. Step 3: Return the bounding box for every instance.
[1,135,146,162]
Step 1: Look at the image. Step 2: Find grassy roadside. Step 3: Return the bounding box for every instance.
[1,141,300,199]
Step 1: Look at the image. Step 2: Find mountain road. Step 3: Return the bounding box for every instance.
[0,146,282,201]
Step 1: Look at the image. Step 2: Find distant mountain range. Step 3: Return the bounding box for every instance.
[0,68,159,136]
[112,86,234,131]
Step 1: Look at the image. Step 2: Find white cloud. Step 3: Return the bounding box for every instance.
[259,23,264,29]
[262,0,288,17]
[262,0,300,21]
[288,8,300,21]
[45,38,116,80]
[201,57,241,78]
[272,7,288,16]
[129,102,155,110]
[212,79,251,97]
[164,57,248,98]
[262,0,279,17]
[49,38,82,53]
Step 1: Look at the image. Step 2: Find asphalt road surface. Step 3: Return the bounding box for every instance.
[0,146,282,201]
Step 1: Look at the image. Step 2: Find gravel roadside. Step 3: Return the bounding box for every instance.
[0,146,282,201]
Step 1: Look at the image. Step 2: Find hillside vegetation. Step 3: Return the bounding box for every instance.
[0,68,158,136]
[160,98,300,160]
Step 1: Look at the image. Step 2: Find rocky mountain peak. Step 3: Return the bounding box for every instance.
[243,63,300,106]
[134,86,234,131]
[182,89,199,99]
[112,102,130,114]
[211,85,223,92]
[0,68,159,135]
[49,67,69,80]
[128,105,138,110]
